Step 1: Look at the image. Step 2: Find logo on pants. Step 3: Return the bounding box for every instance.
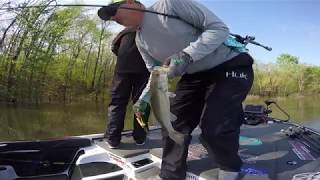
[226,71,248,80]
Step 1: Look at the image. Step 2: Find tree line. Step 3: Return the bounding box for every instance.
[0,1,319,104]
[0,0,115,104]
[251,54,320,97]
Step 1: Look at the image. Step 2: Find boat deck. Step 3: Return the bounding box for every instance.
[1,121,319,180]
[95,122,320,180]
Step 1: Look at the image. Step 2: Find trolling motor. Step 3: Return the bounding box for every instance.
[264,99,290,121]
[243,103,270,125]
[243,99,289,125]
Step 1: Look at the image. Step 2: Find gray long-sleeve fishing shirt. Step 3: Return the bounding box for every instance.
[135,0,243,104]
[136,0,240,74]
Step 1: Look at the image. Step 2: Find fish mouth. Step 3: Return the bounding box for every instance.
[152,66,169,75]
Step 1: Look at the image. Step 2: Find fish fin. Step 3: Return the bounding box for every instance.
[169,113,177,122]
[166,91,176,98]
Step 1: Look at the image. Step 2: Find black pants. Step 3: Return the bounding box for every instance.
[160,53,254,180]
[105,72,150,144]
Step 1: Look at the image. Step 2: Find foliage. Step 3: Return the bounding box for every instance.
[277,53,299,65]
[251,53,319,97]
[0,0,115,104]
[1,1,320,104]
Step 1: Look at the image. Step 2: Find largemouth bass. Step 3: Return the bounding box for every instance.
[149,66,185,145]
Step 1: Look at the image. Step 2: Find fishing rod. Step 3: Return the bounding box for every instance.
[1,4,207,31]
[265,99,320,136]
[268,100,320,154]
[0,4,106,11]
[1,3,272,52]
[257,99,320,156]
[282,125,320,155]
[230,33,272,51]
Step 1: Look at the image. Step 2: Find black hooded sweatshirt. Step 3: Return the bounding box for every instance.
[112,27,149,74]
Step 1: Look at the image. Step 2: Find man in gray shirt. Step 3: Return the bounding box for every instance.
[98,0,254,179]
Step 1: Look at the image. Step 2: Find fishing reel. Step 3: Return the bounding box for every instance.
[233,34,256,45]
[230,33,272,51]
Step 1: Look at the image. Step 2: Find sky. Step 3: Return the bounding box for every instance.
[10,0,320,65]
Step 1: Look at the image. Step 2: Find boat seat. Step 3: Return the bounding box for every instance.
[0,137,92,152]
[0,138,91,178]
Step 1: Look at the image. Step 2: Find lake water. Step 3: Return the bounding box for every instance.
[0,96,319,141]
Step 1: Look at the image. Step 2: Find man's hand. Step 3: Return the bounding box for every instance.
[133,100,149,119]
[163,51,193,78]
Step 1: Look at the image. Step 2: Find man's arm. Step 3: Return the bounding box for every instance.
[132,36,155,114]
[168,0,230,61]
[135,39,160,71]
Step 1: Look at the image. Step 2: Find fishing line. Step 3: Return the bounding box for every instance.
[0,4,105,11]
[0,3,272,51]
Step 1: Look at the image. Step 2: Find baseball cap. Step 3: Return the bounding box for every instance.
[98,0,139,21]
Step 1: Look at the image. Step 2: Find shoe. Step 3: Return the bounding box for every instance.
[218,169,239,180]
[135,141,146,146]
[134,137,146,146]
[105,140,120,149]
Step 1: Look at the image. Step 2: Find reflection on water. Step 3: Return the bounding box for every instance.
[0,96,320,141]
[0,103,111,141]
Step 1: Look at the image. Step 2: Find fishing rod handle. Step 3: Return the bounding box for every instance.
[230,33,272,51]
[250,41,272,51]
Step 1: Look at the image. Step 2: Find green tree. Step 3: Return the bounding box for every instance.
[277,53,299,65]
